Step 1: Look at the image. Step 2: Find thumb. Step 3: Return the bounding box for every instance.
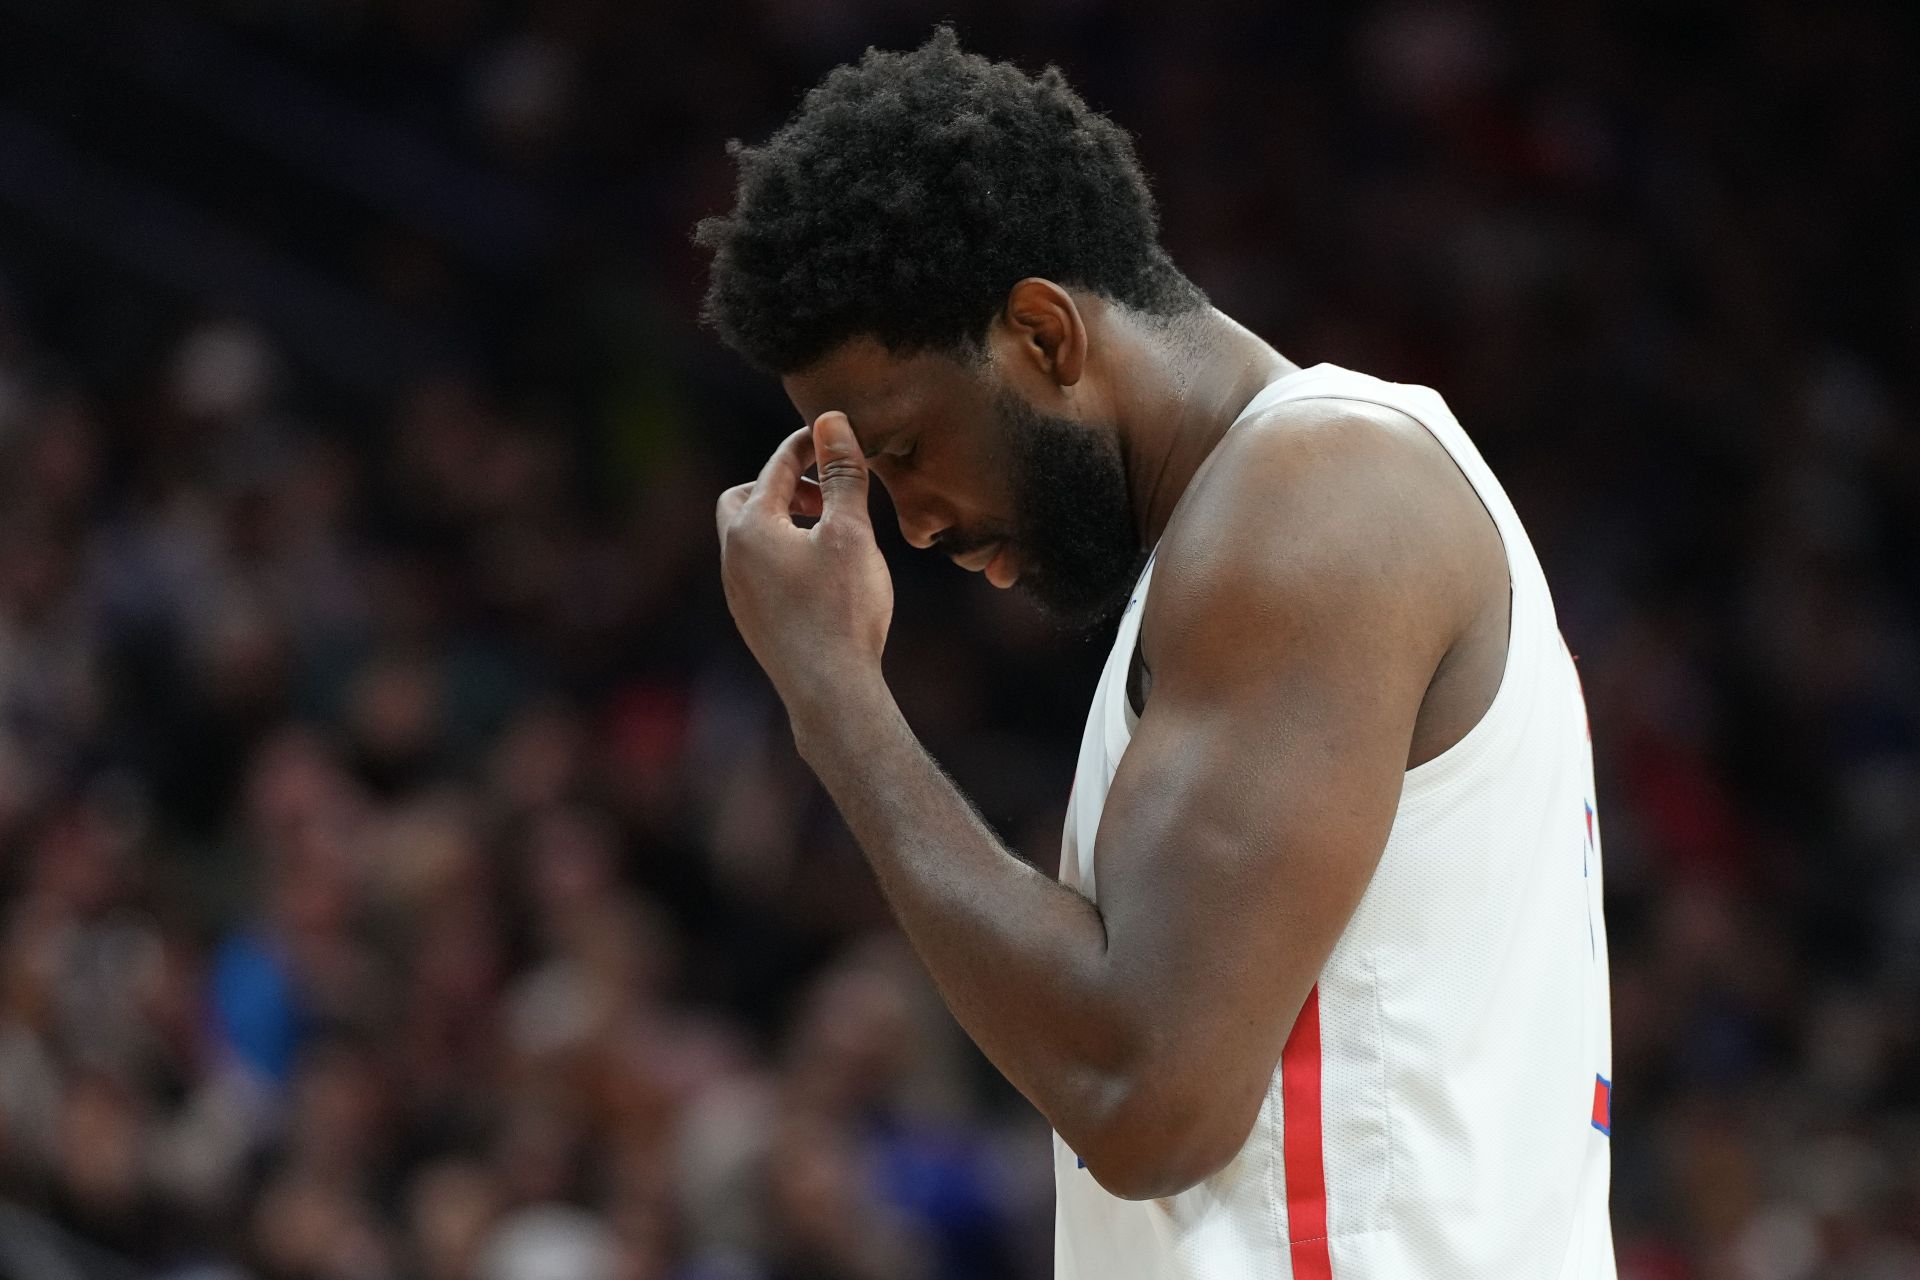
[811,411,870,524]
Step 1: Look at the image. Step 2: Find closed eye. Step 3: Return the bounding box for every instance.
[861,433,919,466]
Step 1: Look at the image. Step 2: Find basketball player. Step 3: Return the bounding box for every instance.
[702,30,1614,1280]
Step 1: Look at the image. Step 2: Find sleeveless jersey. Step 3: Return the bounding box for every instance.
[1054,363,1615,1280]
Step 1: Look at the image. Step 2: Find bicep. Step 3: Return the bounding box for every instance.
[1088,417,1468,1117]
[1092,619,1423,1096]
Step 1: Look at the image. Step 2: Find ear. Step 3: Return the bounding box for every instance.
[998,278,1087,388]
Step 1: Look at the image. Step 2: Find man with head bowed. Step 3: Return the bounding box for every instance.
[706,30,1615,1280]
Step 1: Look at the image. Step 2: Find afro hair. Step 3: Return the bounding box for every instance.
[694,27,1207,374]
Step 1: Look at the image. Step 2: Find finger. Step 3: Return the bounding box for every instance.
[790,474,824,520]
[715,482,752,545]
[811,411,870,527]
[746,425,816,516]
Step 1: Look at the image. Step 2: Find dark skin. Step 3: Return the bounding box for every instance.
[715,279,1510,1201]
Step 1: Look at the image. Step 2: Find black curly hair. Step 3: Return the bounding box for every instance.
[694,28,1207,375]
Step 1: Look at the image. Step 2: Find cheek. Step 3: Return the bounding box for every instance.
[927,428,1015,516]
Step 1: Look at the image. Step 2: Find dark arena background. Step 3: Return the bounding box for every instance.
[0,2,1916,1278]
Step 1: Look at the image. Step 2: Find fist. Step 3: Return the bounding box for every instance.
[716,412,894,713]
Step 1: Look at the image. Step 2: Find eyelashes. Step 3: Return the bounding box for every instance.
[862,435,917,463]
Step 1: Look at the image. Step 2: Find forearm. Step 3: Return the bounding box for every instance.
[717,420,1236,1196]
[789,677,1133,1144]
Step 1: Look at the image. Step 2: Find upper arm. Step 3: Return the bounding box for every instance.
[1079,401,1491,1196]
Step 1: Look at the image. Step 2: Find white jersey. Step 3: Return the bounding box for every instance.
[1055,363,1614,1280]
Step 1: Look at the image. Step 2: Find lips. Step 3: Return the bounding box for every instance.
[947,539,1018,587]
[952,541,1004,573]
[984,544,1018,589]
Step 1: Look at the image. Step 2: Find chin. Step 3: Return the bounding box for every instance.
[1022,567,1142,637]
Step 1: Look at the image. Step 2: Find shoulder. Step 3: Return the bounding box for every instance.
[1140,395,1497,687]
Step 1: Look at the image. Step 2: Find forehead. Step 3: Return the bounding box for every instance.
[781,338,982,442]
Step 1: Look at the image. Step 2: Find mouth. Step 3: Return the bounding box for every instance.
[951,540,1004,574]
[984,543,1018,589]
[945,538,1019,589]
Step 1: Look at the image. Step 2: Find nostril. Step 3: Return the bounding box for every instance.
[902,520,944,551]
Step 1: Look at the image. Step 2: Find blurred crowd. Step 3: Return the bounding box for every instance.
[0,1,1916,1278]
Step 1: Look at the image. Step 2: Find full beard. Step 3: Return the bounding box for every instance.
[995,390,1147,635]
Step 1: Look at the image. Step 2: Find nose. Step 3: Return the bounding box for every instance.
[876,469,951,549]
[895,505,946,550]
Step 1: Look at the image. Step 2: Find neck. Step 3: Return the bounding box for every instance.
[1104,307,1297,547]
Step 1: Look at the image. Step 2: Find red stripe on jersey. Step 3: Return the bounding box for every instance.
[1281,985,1334,1280]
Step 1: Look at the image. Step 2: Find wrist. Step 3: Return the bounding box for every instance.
[785,665,899,763]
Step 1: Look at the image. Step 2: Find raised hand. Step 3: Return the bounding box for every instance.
[716,412,895,718]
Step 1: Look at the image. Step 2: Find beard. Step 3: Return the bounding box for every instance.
[993,389,1146,635]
